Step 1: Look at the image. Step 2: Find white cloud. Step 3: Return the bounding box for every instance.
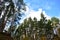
[24,6,51,21]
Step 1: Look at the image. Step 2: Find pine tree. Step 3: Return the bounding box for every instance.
[0,0,26,37]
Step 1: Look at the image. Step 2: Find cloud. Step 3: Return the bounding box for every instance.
[24,0,51,20]
[24,6,51,21]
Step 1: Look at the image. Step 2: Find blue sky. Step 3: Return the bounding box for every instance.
[24,0,60,18]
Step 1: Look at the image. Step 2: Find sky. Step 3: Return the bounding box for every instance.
[24,0,60,19]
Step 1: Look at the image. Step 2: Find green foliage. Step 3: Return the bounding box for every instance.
[51,17,59,24]
[14,13,60,40]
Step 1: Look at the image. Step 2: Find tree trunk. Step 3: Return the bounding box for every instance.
[0,32,13,40]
